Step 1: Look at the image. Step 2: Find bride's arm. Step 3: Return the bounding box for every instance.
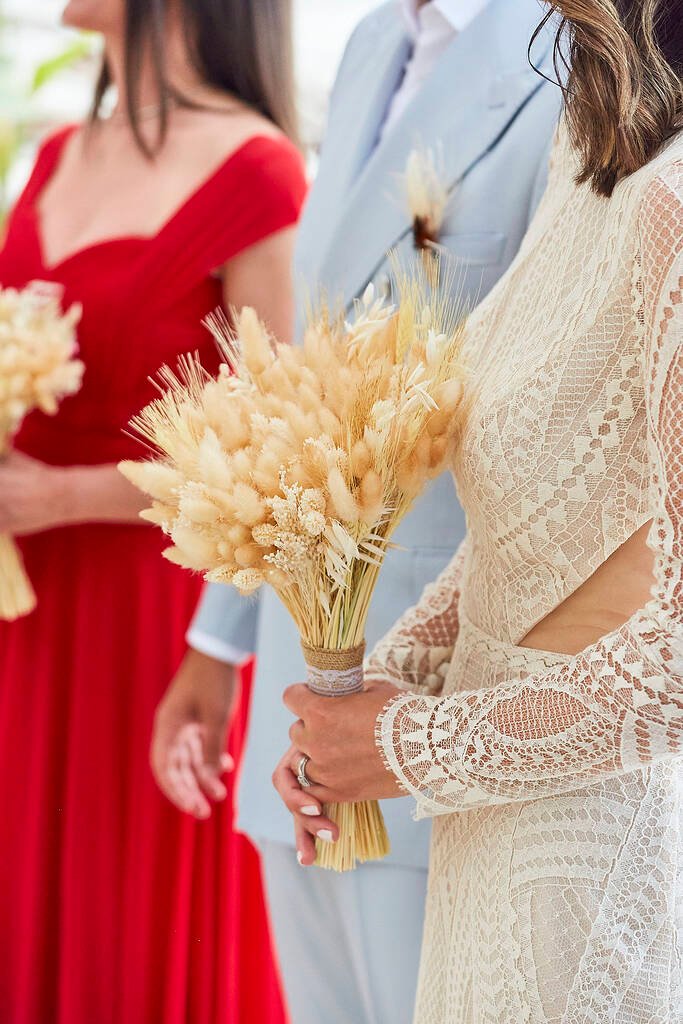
[376,167,683,818]
[364,537,470,698]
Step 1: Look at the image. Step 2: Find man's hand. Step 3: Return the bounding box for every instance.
[151,648,239,819]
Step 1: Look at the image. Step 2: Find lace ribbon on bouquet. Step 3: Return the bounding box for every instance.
[301,643,366,696]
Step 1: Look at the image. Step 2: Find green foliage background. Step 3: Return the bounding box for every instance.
[0,5,95,219]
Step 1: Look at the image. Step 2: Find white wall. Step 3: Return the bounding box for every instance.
[295,0,379,141]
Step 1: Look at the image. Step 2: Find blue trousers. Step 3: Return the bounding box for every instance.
[260,840,428,1024]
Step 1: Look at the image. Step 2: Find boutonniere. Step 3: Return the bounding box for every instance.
[404,145,448,251]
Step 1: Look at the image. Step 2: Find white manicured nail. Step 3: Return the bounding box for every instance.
[317,829,335,843]
[297,851,304,866]
[301,806,320,816]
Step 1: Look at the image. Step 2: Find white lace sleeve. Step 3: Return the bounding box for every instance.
[377,166,683,818]
[365,540,468,697]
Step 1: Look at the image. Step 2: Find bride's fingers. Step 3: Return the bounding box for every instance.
[293,807,340,864]
[272,755,322,817]
[286,749,339,806]
[272,755,339,845]
[295,807,339,844]
[294,818,317,867]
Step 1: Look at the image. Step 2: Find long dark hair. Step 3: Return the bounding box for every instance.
[91,0,298,154]
[533,0,682,197]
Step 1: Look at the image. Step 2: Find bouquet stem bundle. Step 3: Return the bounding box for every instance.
[301,641,389,870]
[121,263,468,870]
[0,282,82,621]
[0,531,35,620]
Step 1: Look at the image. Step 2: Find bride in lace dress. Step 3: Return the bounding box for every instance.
[274,3,683,1022]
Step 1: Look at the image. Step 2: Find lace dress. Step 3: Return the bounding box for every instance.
[369,123,683,1024]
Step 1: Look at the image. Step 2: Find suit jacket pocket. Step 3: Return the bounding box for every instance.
[437,231,507,266]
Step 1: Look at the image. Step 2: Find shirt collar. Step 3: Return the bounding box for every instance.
[401,0,491,39]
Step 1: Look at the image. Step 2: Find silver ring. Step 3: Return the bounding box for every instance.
[297,754,313,789]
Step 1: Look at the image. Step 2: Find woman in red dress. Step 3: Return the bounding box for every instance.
[0,2,306,1021]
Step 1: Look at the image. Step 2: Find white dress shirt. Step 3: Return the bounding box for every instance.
[381,0,491,137]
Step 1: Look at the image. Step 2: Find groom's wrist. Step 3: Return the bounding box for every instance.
[186,626,252,668]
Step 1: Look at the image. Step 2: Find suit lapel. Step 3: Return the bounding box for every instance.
[314,0,554,309]
[295,9,411,280]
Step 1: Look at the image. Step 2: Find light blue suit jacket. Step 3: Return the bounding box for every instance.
[190,0,562,869]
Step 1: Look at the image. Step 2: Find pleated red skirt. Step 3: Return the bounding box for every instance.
[0,522,286,1024]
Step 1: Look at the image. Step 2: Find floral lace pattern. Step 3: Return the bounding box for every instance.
[369,124,683,1024]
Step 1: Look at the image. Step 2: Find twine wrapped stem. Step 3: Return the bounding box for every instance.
[300,641,390,871]
[301,642,366,696]
[0,533,37,621]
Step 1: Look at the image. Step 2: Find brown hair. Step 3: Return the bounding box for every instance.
[92,0,298,155]
[533,1,683,196]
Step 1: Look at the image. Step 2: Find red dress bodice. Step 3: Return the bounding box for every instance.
[1,126,306,465]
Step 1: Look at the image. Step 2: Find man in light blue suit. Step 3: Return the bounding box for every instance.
[155,2,562,1021]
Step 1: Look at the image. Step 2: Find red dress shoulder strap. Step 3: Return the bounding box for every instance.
[16,125,78,210]
[212,134,308,257]
[151,134,308,290]
[0,125,78,286]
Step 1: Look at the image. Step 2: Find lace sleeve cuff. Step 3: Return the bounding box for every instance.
[375,691,489,819]
[375,693,422,803]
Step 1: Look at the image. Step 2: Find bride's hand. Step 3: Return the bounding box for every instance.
[270,744,339,866]
[284,678,404,794]
[273,679,404,864]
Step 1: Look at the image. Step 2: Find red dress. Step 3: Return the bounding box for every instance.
[0,127,306,1024]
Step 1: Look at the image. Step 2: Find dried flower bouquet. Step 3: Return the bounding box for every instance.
[405,145,449,250]
[0,282,83,621]
[120,269,467,870]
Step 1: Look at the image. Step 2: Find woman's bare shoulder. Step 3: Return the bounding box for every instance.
[173,99,286,166]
